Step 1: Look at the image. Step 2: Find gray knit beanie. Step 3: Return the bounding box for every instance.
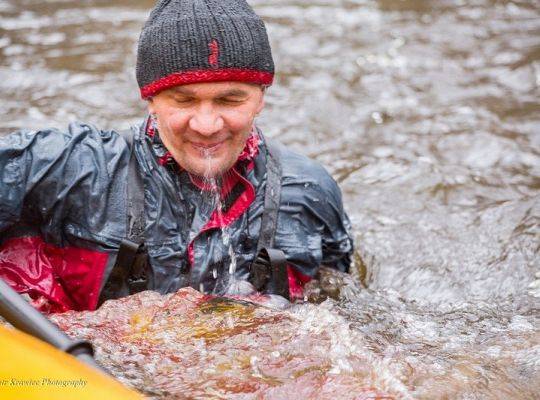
[136,0,274,99]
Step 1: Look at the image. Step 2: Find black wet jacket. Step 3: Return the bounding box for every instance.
[0,121,353,312]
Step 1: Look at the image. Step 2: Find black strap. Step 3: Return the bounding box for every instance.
[256,138,282,251]
[249,248,289,298]
[123,128,145,245]
[99,128,148,303]
[249,138,289,299]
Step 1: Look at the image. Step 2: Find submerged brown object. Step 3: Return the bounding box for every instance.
[51,288,399,399]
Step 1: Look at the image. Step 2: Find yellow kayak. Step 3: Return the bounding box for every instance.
[0,324,142,399]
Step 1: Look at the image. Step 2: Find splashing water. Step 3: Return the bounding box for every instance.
[50,288,404,399]
[1,0,539,397]
[201,148,241,296]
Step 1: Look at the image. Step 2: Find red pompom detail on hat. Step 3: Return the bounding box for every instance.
[140,68,273,99]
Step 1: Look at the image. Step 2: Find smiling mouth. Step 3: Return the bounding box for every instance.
[191,141,224,155]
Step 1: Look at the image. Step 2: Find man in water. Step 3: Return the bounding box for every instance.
[0,0,353,313]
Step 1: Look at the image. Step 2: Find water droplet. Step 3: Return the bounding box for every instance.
[371,111,383,124]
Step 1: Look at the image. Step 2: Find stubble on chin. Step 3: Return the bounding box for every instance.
[174,152,234,179]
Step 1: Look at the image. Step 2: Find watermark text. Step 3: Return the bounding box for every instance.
[0,377,87,388]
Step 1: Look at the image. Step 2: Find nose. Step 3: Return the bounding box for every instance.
[188,103,224,137]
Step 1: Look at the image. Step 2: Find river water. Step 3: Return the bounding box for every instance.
[1,0,539,398]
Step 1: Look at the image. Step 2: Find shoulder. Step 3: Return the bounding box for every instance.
[0,121,133,189]
[2,121,129,155]
[271,141,343,205]
[60,121,131,156]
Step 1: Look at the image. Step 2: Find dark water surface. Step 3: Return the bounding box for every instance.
[1,0,539,398]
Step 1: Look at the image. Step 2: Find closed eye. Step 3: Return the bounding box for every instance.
[217,97,245,105]
[173,97,195,104]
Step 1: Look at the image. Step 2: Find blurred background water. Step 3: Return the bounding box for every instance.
[0,0,539,398]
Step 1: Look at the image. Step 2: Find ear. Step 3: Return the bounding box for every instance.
[255,92,265,116]
[146,98,155,115]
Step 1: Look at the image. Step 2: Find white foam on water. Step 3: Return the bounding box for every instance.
[289,300,414,399]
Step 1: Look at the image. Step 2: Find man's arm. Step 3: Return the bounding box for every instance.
[1,123,129,238]
[0,128,70,232]
[274,150,354,298]
[0,123,130,312]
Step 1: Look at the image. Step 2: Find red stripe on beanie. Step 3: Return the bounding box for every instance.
[208,39,219,68]
[140,68,273,99]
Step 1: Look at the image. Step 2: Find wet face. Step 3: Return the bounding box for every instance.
[147,82,265,178]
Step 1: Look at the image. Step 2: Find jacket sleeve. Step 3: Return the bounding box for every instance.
[315,173,354,272]
[0,123,129,312]
[0,123,128,241]
[0,127,71,233]
[275,153,354,277]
